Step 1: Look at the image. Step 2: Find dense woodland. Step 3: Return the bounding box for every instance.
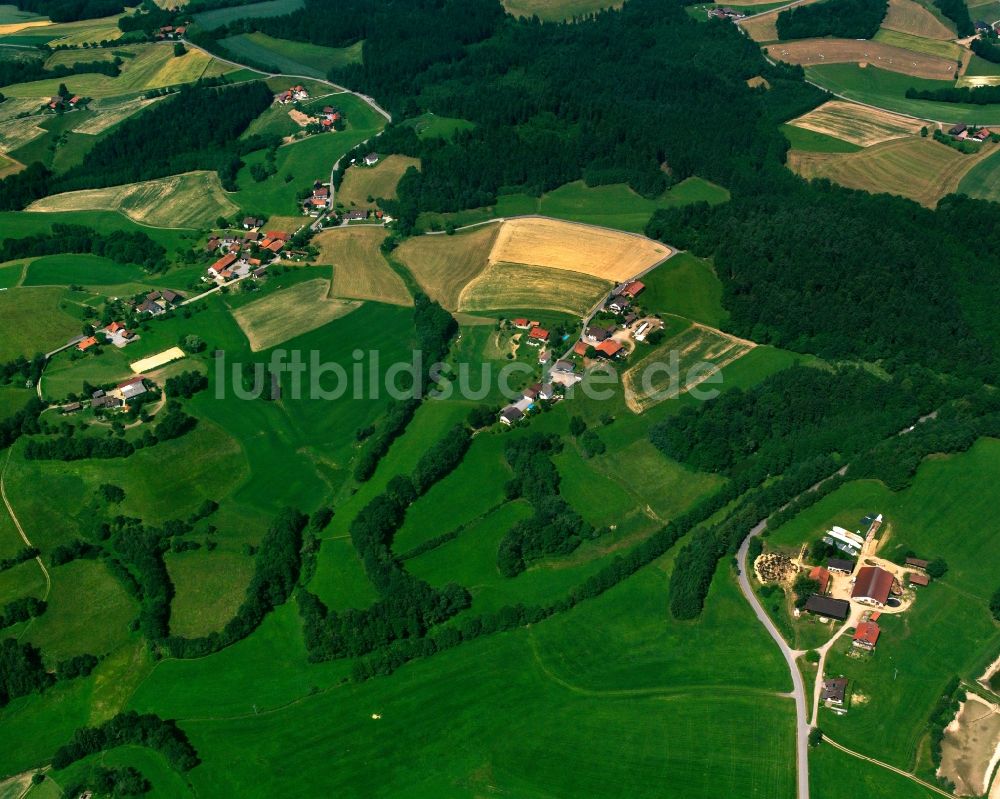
[646,188,1000,379]
[774,0,887,41]
[12,0,124,22]
[933,0,973,37]
[906,84,1000,104]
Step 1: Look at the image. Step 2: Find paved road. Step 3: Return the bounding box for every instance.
[737,520,811,799]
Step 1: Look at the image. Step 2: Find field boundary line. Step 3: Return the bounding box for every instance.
[821,736,954,798]
[1,448,51,599]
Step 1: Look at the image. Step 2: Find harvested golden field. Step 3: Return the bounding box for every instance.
[881,0,955,39]
[0,152,23,179]
[767,39,957,80]
[458,261,611,316]
[395,224,499,309]
[788,100,927,147]
[788,138,996,207]
[0,116,46,153]
[623,323,757,414]
[27,171,238,228]
[337,155,419,208]
[0,19,50,35]
[314,227,412,307]
[490,217,670,281]
[231,279,362,352]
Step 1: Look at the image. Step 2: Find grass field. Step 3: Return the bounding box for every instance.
[314,227,412,306]
[810,743,944,799]
[766,39,957,80]
[220,32,362,79]
[308,537,378,612]
[0,44,222,100]
[395,224,499,309]
[881,0,956,38]
[230,277,361,351]
[27,171,238,229]
[21,253,145,286]
[623,322,758,414]
[957,144,1000,200]
[789,137,996,207]
[873,28,963,60]
[639,252,728,328]
[768,439,1000,775]
[167,550,255,637]
[0,209,191,253]
[336,154,419,208]
[806,63,1000,123]
[405,112,475,140]
[783,125,865,153]
[72,94,169,135]
[0,286,82,361]
[232,94,385,215]
[787,100,927,147]
[193,0,304,28]
[493,177,729,235]
[501,0,622,19]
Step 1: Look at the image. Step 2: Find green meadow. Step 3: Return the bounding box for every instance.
[810,743,943,799]
[640,251,728,327]
[958,145,1000,202]
[805,64,1000,124]
[221,33,363,78]
[0,286,82,361]
[21,253,146,287]
[193,0,305,29]
[405,112,475,140]
[782,124,864,154]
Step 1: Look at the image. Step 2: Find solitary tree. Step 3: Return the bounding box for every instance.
[173,42,187,57]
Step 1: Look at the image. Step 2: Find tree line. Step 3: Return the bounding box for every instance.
[906,84,1000,104]
[932,0,973,37]
[775,0,887,41]
[0,223,167,271]
[12,0,123,22]
[0,54,120,89]
[52,711,199,772]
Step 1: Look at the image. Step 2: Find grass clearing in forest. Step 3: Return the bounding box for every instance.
[231,278,361,351]
[788,137,996,207]
[501,0,622,20]
[22,253,145,286]
[336,154,419,208]
[314,227,412,306]
[167,550,255,638]
[220,32,362,78]
[27,170,238,229]
[787,100,927,147]
[193,0,304,28]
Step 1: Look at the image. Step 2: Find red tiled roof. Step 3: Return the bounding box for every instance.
[105,321,125,334]
[512,318,529,327]
[596,339,623,357]
[529,327,549,341]
[853,621,880,647]
[622,280,645,297]
[210,252,238,273]
[573,341,588,356]
[116,375,144,390]
[267,240,284,252]
[266,231,291,241]
[909,572,930,586]
[77,336,98,351]
[808,565,830,594]
[851,566,894,605]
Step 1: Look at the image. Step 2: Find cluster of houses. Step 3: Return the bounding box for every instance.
[306,183,331,213]
[205,227,288,283]
[499,360,581,425]
[275,86,309,104]
[317,105,342,130]
[340,208,385,222]
[89,375,148,411]
[73,291,183,353]
[707,6,747,20]
[947,123,992,143]
[155,24,187,39]
[44,94,85,112]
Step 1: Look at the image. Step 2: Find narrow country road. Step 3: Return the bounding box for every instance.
[737,520,811,799]
[0,449,50,598]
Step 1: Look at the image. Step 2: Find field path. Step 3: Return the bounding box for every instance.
[1,448,51,599]
[822,736,954,798]
[737,520,810,799]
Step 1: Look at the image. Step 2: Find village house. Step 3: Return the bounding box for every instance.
[972,127,991,142]
[205,236,220,253]
[62,401,82,414]
[852,621,880,651]
[851,565,898,607]
[572,340,589,357]
[908,572,930,587]
[595,339,623,359]
[208,252,238,279]
[821,677,848,707]
[146,289,181,308]
[620,280,645,298]
[364,152,379,166]
[101,321,137,348]
[905,557,929,569]
[537,348,551,365]
[804,595,850,621]
[243,216,264,230]
[585,325,613,343]
[275,86,308,104]
[809,565,830,595]
[499,406,524,425]
[527,327,550,346]
[552,359,575,374]
[91,389,122,410]
[827,557,856,575]
[114,376,147,403]
[607,295,632,314]
[76,336,99,352]
[344,209,368,222]
[949,123,968,139]
[823,525,864,557]
[137,298,165,316]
